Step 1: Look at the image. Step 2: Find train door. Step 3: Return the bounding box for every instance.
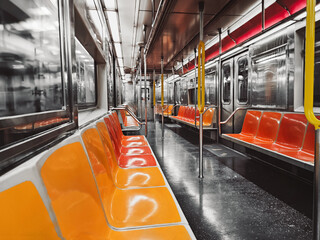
[233,53,250,134]
[221,59,234,147]
[140,81,153,121]
[174,80,181,115]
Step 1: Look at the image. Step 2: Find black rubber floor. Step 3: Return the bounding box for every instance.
[145,121,312,240]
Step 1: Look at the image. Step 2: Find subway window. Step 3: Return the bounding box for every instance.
[206,67,217,105]
[75,39,96,108]
[0,0,64,118]
[222,63,231,103]
[237,57,249,103]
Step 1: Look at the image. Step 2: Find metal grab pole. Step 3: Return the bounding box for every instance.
[161,57,164,140]
[144,52,148,136]
[153,70,156,122]
[198,1,204,179]
[304,1,320,239]
[139,61,142,119]
[217,28,222,142]
[194,48,197,128]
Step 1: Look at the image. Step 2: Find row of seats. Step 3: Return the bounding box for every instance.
[155,104,174,116]
[120,109,139,127]
[223,110,317,165]
[170,106,215,128]
[0,111,195,239]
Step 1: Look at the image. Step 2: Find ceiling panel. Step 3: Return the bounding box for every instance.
[146,0,258,72]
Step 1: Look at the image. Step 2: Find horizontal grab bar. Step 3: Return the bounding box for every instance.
[111,107,144,126]
[220,107,248,125]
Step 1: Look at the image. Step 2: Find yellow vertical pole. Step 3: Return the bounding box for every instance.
[304,1,320,239]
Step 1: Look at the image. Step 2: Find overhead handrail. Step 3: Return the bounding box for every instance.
[304,1,320,239]
[220,107,248,125]
[111,107,144,126]
[198,40,205,114]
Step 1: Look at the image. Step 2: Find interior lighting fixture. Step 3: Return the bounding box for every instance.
[107,11,120,42]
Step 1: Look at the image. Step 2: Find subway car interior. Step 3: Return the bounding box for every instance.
[3,0,320,239]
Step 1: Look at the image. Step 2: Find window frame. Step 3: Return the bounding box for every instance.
[222,62,232,105]
[235,55,249,105]
[0,0,76,174]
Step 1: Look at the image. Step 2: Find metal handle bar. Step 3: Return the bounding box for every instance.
[163,104,179,112]
[111,107,144,125]
[220,107,248,125]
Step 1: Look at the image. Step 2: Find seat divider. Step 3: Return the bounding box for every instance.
[300,122,311,151]
[273,112,284,143]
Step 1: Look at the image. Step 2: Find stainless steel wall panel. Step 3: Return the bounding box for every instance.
[249,30,290,110]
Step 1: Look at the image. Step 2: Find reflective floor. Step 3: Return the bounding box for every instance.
[145,121,312,240]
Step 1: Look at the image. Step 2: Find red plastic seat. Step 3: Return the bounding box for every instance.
[225,110,262,141]
[105,116,148,147]
[178,106,186,118]
[256,114,308,152]
[283,121,317,163]
[103,117,157,168]
[110,112,146,143]
[247,112,282,144]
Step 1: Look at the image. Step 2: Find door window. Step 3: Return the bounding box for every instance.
[237,57,249,104]
[222,63,231,103]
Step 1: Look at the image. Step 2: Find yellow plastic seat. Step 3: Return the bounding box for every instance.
[0,181,60,240]
[41,142,182,229]
[82,127,165,188]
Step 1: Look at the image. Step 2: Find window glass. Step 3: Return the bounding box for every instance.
[0,0,63,117]
[237,57,248,103]
[75,38,96,106]
[222,64,231,103]
[206,67,217,105]
[174,81,181,104]
[251,50,286,108]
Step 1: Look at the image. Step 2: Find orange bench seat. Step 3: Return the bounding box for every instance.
[223,110,316,169]
[170,106,215,128]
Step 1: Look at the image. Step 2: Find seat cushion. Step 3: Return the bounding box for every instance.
[118,154,157,168]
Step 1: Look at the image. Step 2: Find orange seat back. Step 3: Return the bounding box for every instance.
[167,105,173,114]
[184,107,191,119]
[240,110,262,136]
[96,121,119,160]
[104,117,122,158]
[178,106,186,117]
[110,112,124,137]
[255,112,282,142]
[302,123,315,154]
[203,108,214,126]
[41,142,110,239]
[275,114,308,148]
[82,128,117,178]
[188,107,195,120]
[120,109,126,122]
[0,181,60,239]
